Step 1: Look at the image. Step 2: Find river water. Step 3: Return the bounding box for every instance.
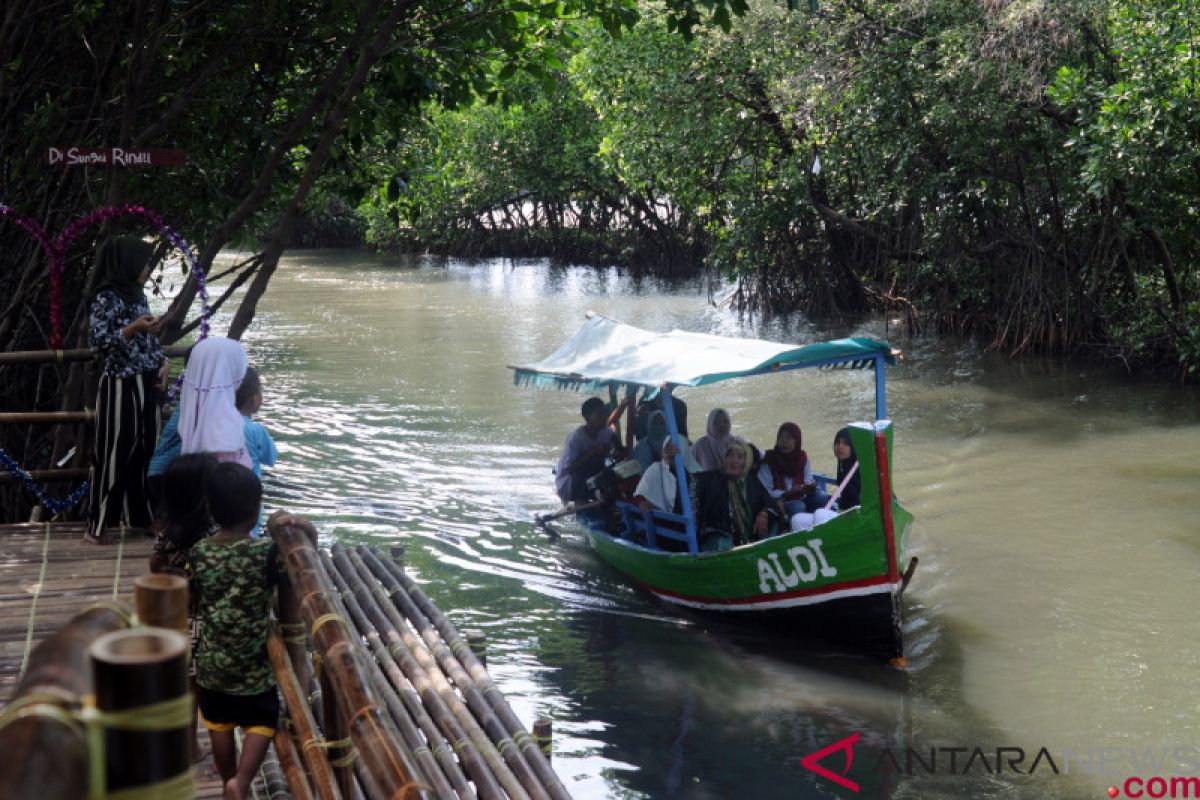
[218,250,1199,799]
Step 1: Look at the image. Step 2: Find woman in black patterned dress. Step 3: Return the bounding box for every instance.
[84,237,170,544]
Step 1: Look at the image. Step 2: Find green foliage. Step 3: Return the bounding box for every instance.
[371,0,1199,376]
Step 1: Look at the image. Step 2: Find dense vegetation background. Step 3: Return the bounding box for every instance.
[356,0,1200,378]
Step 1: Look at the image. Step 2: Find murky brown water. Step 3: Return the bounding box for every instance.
[209,250,1200,799]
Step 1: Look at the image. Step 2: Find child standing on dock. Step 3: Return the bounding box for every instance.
[234,367,277,537]
[190,462,282,800]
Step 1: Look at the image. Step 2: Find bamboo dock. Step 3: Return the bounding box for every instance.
[0,517,567,799]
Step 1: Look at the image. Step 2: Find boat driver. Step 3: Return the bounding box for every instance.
[554,397,615,505]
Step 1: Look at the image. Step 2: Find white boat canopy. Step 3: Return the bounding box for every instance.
[511,313,895,393]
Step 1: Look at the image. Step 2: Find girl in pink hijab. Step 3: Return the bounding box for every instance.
[178,337,252,469]
[692,408,734,471]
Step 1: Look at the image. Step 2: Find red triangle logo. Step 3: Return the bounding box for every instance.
[800,733,861,793]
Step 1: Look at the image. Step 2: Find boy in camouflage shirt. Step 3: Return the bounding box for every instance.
[190,462,282,800]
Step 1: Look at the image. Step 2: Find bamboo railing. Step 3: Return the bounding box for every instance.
[270,516,428,800]
[0,344,192,366]
[267,514,571,800]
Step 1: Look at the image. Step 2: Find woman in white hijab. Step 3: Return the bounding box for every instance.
[177,337,252,469]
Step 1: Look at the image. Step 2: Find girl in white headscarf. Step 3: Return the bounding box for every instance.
[178,337,252,469]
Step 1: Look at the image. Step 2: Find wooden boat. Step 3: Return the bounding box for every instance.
[513,313,916,661]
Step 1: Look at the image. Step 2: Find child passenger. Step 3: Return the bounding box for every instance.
[190,462,282,800]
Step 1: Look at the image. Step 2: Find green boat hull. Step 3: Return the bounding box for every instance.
[584,424,913,658]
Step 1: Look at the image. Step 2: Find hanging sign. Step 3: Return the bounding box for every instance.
[47,147,186,167]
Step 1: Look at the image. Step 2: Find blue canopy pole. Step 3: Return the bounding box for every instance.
[874,355,888,420]
[659,384,698,553]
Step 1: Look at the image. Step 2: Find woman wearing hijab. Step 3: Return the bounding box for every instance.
[633,410,669,469]
[178,337,252,469]
[692,408,734,471]
[84,237,170,544]
[633,430,703,513]
[832,427,862,510]
[758,422,828,514]
[691,438,777,550]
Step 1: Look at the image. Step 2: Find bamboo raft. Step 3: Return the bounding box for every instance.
[0,518,567,799]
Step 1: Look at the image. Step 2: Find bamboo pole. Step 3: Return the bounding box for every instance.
[358,547,555,800]
[533,719,553,762]
[269,514,427,800]
[259,734,298,800]
[319,551,477,800]
[336,545,533,800]
[0,467,89,485]
[0,410,95,425]
[0,603,132,799]
[325,550,495,798]
[371,550,572,800]
[267,627,342,800]
[318,656,354,799]
[274,727,316,800]
[90,627,192,798]
[0,407,173,425]
[278,571,316,702]
[0,344,191,366]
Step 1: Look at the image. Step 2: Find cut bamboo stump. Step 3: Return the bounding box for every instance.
[90,627,192,798]
[133,573,189,631]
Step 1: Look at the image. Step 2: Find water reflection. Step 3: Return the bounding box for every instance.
[187,251,1200,799]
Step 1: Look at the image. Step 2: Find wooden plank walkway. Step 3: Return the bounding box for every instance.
[0,521,258,799]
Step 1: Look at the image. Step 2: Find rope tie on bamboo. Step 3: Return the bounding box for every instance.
[300,588,336,608]
[0,692,83,736]
[17,520,53,681]
[309,612,346,641]
[513,730,536,748]
[81,599,137,627]
[450,639,472,660]
[308,688,323,706]
[452,737,473,755]
[279,621,306,645]
[55,349,64,364]
[496,736,517,756]
[303,734,357,767]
